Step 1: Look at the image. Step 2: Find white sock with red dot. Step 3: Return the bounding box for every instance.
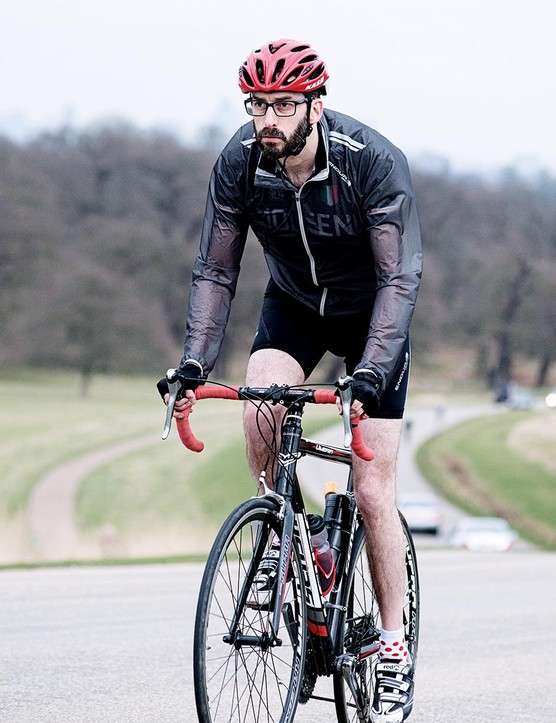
[379,628,411,665]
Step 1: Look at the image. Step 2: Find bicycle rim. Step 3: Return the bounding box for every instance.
[333,515,420,723]
[194,497,307,723]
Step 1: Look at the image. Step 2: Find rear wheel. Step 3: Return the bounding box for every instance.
[333,514,420,722]
[194,497,307,723]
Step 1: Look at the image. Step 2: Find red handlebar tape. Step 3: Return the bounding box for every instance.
[175,385,374,461]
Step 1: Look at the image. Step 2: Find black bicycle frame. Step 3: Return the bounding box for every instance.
[267,399,360,670]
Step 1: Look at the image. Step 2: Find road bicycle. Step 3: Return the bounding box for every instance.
[162,375,420,723]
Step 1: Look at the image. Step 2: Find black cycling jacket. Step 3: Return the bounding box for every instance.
[183,109,423,389]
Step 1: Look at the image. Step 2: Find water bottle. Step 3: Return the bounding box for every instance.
[323,481,351,581]
[307,513,336,596]
[323,480,339,528]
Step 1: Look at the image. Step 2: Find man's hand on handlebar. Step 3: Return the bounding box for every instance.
[168,390,195,418]
[335,372,378,422]
[157,360,205,418]
[351,369,382,418]
[348,396,367,420]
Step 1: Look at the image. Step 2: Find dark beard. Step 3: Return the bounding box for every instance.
[256,115,310,160]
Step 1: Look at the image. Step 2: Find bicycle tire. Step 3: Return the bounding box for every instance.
[333,513,420,723]
[194,497,307,723]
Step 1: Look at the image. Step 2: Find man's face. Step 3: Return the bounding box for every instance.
[251,92,311,160]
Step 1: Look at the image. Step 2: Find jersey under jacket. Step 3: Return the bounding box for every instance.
[183,108,423,390]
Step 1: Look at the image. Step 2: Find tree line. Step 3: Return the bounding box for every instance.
[1,122,555,389]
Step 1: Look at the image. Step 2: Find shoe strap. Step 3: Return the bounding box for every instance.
[375,663,413,693]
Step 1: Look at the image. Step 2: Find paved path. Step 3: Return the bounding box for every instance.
[27,434,160,563]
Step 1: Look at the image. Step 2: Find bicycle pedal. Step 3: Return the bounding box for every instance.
[358,641,381,659]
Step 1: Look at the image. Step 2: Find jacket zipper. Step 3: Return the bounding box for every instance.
[294,189,328,316]
[319,287,328,315]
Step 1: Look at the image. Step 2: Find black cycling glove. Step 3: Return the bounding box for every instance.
[351,369,382,416]
[156,360,205,401]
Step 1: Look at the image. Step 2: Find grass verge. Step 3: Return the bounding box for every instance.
[76,404,336,544]
[0,369,163,518]
[416,410,556,549]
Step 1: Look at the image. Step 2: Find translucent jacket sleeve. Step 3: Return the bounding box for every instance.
[182,152,249,374]
[356,148,423,389]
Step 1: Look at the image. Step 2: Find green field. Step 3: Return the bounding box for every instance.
[75,396,333,554]
[0,370,162,517]
[416,410,556,549]
[0,370,335,563]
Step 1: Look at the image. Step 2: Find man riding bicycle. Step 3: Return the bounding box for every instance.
[161,38,422,722]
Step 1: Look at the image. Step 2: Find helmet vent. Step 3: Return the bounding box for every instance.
[272,59,285,83]
[269,41,287,54]
[306,63,325,80]
[284,68,302,86]
[240,67,254,88]
[255,59,266,84]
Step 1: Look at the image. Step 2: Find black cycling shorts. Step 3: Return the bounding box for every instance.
[250,281,410,419]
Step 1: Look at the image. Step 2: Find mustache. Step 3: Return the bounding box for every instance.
[257,128,286,141]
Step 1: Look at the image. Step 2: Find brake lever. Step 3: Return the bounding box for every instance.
[162,368,182,440]
[335,375,354,448]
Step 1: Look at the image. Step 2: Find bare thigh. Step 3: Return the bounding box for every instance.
[243,349,306,482]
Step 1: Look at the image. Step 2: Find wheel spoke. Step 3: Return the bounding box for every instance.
[334,519,420,723]
[194,499,306,723]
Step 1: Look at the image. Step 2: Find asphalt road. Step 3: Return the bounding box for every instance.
[2,399,551,721]
[1,551,555,723]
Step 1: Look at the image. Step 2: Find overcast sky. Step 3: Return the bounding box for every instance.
[2,0,555,173]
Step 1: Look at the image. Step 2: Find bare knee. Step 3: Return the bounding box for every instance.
[243,349,305,479]
[243,348,305,438]
[245,348,305,386]
[353,417,403,522]
[355,477,396,524]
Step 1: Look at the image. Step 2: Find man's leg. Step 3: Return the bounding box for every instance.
[352,417,405,631]
[243,348,305,485]
[242,349,306,610]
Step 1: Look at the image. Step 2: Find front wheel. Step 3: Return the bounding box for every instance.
[193,497,307,723]
[333,513,420,723]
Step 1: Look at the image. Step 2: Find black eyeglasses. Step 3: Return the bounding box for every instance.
[244,97,309,117]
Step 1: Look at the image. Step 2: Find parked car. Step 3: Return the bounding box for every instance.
[398,494,442,535]
[545,390,556,408]
[507,385,533,410]
[449,516,518,552]
[494,381,533,409]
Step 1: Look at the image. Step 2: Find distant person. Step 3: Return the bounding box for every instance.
[435,403,446,423]
[160,38,422,722]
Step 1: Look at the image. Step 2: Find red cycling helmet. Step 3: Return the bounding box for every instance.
[238,38,329,95]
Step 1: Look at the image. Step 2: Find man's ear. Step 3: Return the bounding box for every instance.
[309,98,324,125]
